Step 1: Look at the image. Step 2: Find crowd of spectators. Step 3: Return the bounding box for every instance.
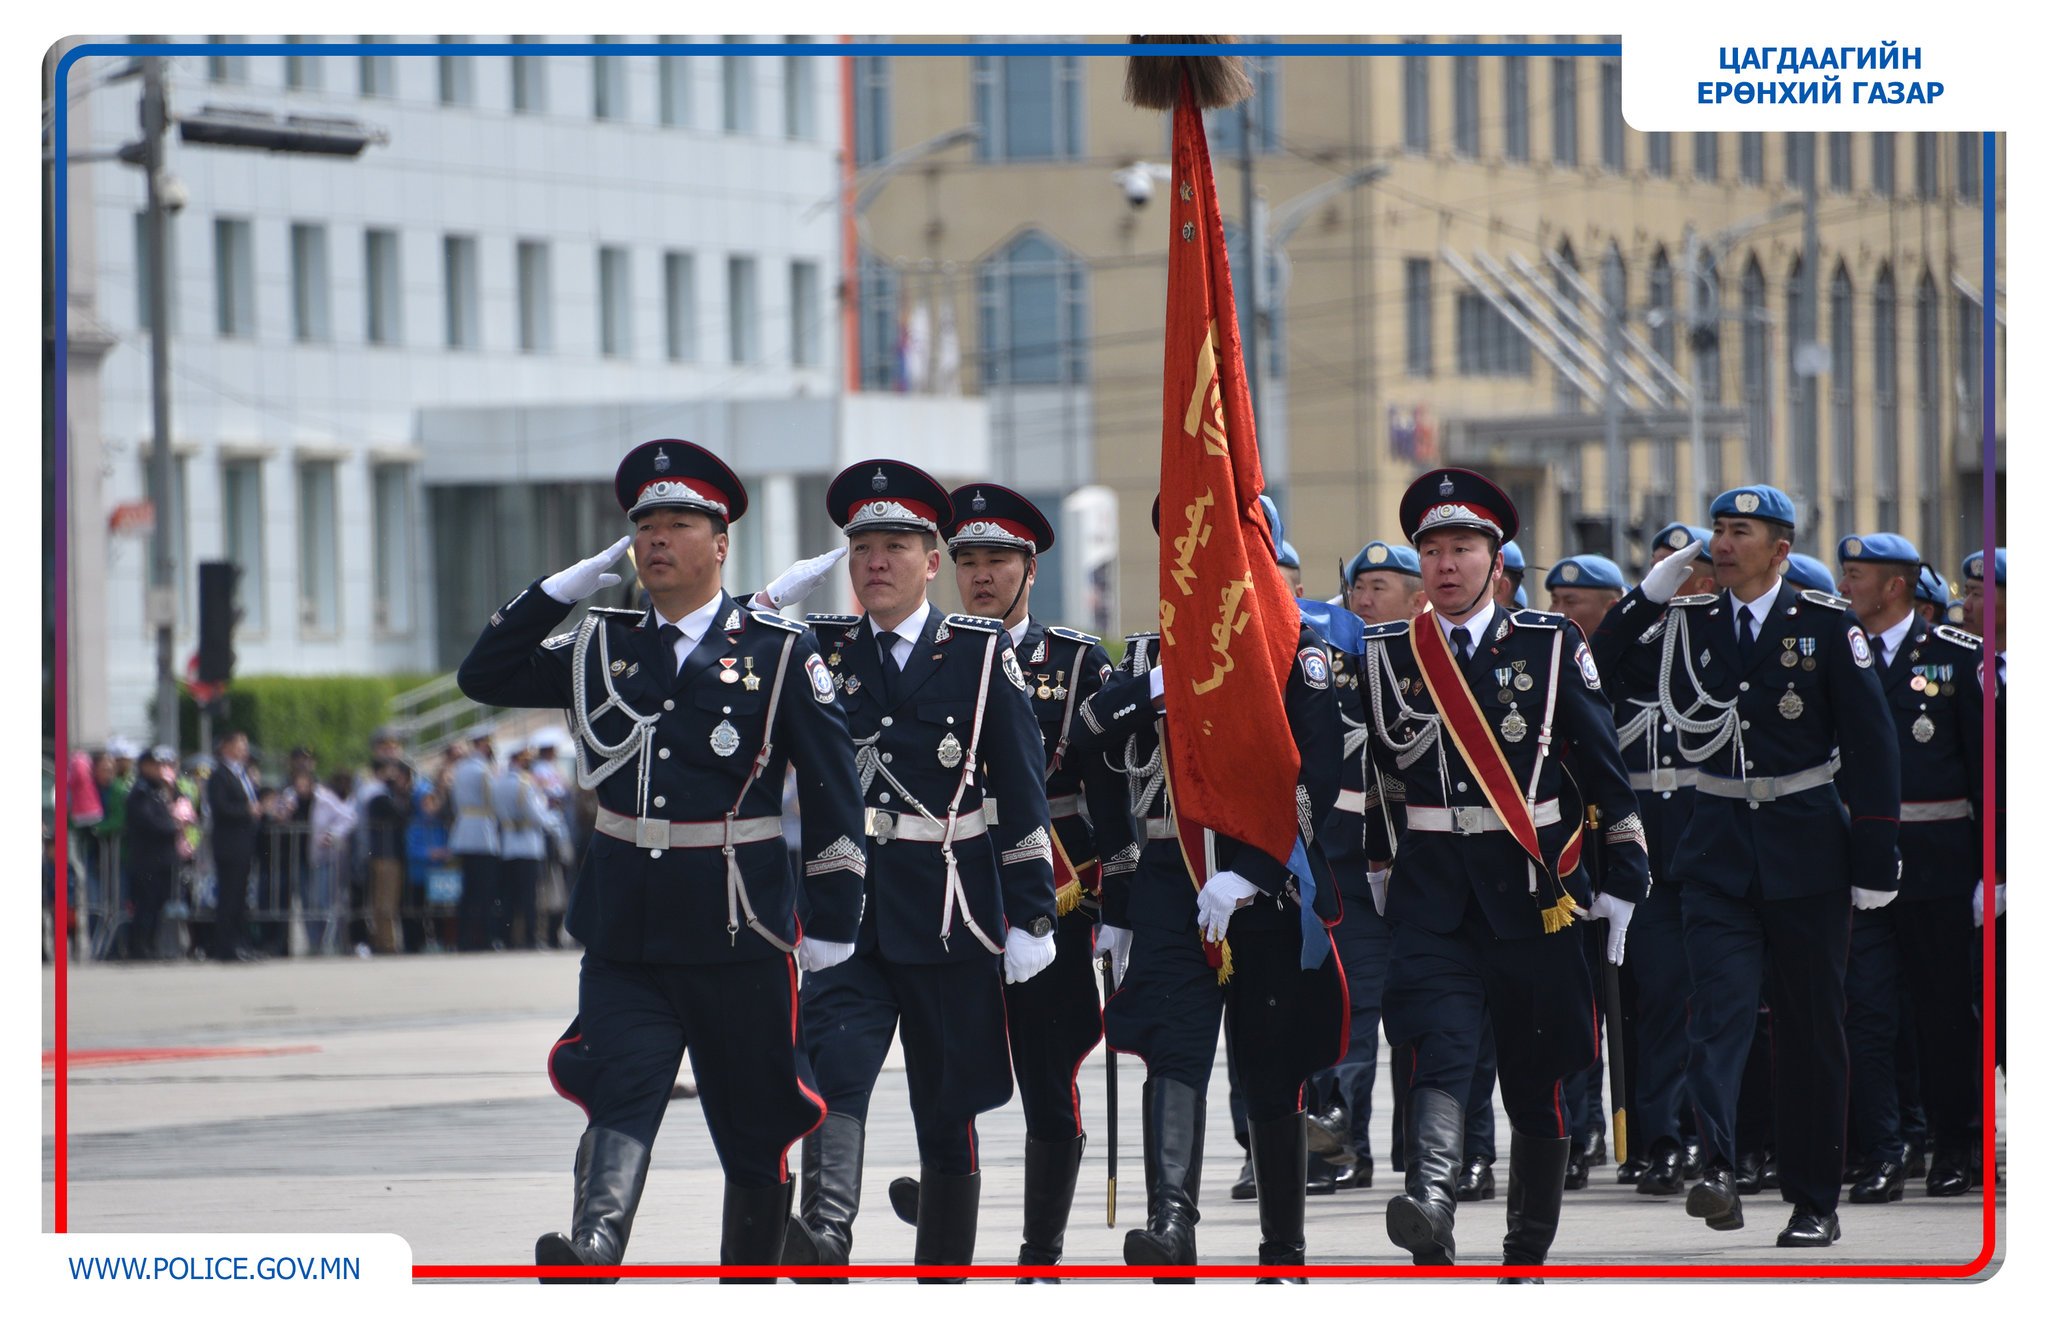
[47,723,591,963]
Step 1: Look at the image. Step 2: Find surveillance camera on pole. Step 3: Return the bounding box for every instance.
[1112,161,1173,210]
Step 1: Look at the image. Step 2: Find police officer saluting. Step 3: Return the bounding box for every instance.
[459,440,866,1279]
[783,461,1059,1278]
[1603,484,1901,1246]
[879,484,1128,1275]
[1357,469,1648,1273]
[1834,533,1985,1201]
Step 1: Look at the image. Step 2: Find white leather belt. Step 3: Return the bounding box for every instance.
[1901,798,1973,823]
[1694,758,1839,803]
[1144,817,1179,841]
[985,796,1081,824]
[865,806,989,846]
[1629,768,1700,793]
[1406,799,1563,835]
[595,808,784,851]
[1334,788,1369,815]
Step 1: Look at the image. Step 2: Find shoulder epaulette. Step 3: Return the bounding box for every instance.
[542,631,577,651]
[747,607,805,635]
[1047,624,1102,647]
[943,612,1004,633]
[1933,624,1984,651]
[1123,631,1161,646]
[1361,620,1411,640]
[1512,608,1566,629]
[1800,589,1850,611]
[805,613,861,628]
[1670,593,1717,607]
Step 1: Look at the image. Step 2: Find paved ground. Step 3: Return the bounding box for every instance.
[44,950,2004,1279]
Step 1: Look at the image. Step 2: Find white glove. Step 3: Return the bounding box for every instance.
[1096,924,1133,990]
[1973,880,2006,927]
[1004,926,1059,984]
[1587,891,1636,966]
[1368,867,1391,917]
[754,546,848,609]
[1640,539,1706,605]
[1147,666,1166,704]
[796,937,856,973]
[541,534,633,604]
[1851,886,1899,912]
[1195,869,1260,943]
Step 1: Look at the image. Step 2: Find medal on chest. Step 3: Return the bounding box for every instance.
[1780,639,1799,668]
[1912,712,1936,743]
[718,657,741,684]
[1499,704,1529,743]
[1778,687,1805,720]
[742,657,761,692]
[937,731,964,769]
[710,720,741,757]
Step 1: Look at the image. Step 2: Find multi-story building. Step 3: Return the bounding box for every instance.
[62,36,985,745]
[852,36,2004,633]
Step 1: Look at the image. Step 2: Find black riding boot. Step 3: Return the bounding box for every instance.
[1385,1087,1462,1266]
[1123,1078,1207,1277]
[1250,1111,1309,1282]
[1017,1133,1087,1279]
[535,1127,652,1283]
[782,1112,864,1283]
[719,1180,793,1282]
[912,1167,982,1284]
[1499,1130,1571,1282]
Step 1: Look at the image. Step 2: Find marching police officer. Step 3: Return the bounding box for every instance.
[879,484,1128,1276]
[458,439,869,1278]
[1587,526,1718,1198]
[1602,484,1901,1246]
[1066,498,1344,1276]
[1835,533,1984,1201]
[1357,469,1648,1272]
[783,461,1059,1278]
[1961,548,2006,1081]
[448,729,500,951]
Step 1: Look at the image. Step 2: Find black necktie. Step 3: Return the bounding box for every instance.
[1735,608,1757,664]
[880,634,903,701]
[1453,627,1473,664]
[658,623,684,676]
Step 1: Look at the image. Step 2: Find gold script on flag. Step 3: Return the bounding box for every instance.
[1181,322,1230,457]
[1192,575,1255,696]
[1169,489,1216,596]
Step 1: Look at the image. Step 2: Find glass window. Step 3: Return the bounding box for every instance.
[1787,257,1813,501]
[221,459,265,632]
[1453,52,1479,157]
[1742,259,1772,473]
[1455,292,1532,376]
[664,251,697,361]
[1785,134,1813,189]
[1696,252,1723,404]
[1915,275,1942,567]
[1553,242,1581,412]
[285,37,321,92]
[853,54,889,163]
[790,260,821,368]
[1828,133,1853,193]
[214,217,254,339]
[1957,290,1981,437]
[1872,134,1895,197]
[1648,132,1671,178]
[1600,62,1624,170]
[1405,258,1433,377]
[289,222,330,343]
[977,231,1089,386]
[727,255,758,363]
[598,246,632,357]
[206,37,247,85]
[1694,132,1719,181]
[1551,58,1579,166]
[146,453,191,627]
[1873,268,1899,528]
[593,36,627,121]
[517,240,552,353]
[1403,48,1430,152]
[659,39,692,127]
[297,460,339,636]
[973,53,1084,161]
[133,210,178,333]
[1205,49,1279,154]
[785,38,816,139]
[372,465,415,634]
[365,228,401,346]
[1738,132,1763,184]
[858,250,900,389]
[1914,132,1938,196]
[443,234,479,350]
[358,36,396,99]
[1649,250,1675,364]
[1503,54,1529,162]
[438,36,474,106]
[1956,133,1980,201]
[723,36,756,133]
[512,35,547,114]
[1829,266,1857,543]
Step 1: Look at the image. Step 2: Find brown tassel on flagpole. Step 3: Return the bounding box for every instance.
[1123,35,1255,111]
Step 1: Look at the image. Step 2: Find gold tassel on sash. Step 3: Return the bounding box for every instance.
[1055,879,1084,917]
[1213,936,1234,985]
[1540,891,1581,935]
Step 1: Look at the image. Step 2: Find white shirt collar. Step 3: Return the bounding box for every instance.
[1730,574,1783,623]
[1007,617,1032,649]
[653,592,727,642]
[1438,599,1496,648]
[1876,612,1916,662]
[877,600,933,649]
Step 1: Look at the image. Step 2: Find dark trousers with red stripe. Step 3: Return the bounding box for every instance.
[1382,900,1597,1138]
[1001,904,1104,1138]
[547,952,821,1187]
[799,947,1013,1174]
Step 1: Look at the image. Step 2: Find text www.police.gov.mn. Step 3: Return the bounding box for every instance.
[68,1256,362,1282]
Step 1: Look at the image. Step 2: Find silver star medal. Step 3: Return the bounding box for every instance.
[1778,688,1804,720]
[937,731,963,769]
[1500,705,1529,743]
[1912,713,1935,743]
[710,720,741,757]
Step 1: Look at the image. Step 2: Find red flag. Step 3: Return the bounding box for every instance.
[1156,82,1301,868]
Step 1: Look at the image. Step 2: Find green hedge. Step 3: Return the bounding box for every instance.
[173,673,438,773]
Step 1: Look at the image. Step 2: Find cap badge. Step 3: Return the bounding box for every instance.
[1735,492,1760,514]
[871,467,888,493]
[652,447,671,473]
[1438,474,1456,496]
[1845,537,1863,558]
[1670,529,1690,548]
[971,491,987,513]
[1366,543,1388,564]
[1561,563,1581,583]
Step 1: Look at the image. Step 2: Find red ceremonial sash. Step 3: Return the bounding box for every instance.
[1408,606,1582,880]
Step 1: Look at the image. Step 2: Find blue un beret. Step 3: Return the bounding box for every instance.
[1545,554,1627,592]
[1962,548,2006,585]
[1277,539,1301,570]
[1651,522,1711,555]
[1500,539,1527,576]
[1782,553,1837,593]
[1346,539,1422,581]
[1710,484,1796,527]
[1836,532,1920,566]
[1513,585,1529,608]
[1916,565,1950,607]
